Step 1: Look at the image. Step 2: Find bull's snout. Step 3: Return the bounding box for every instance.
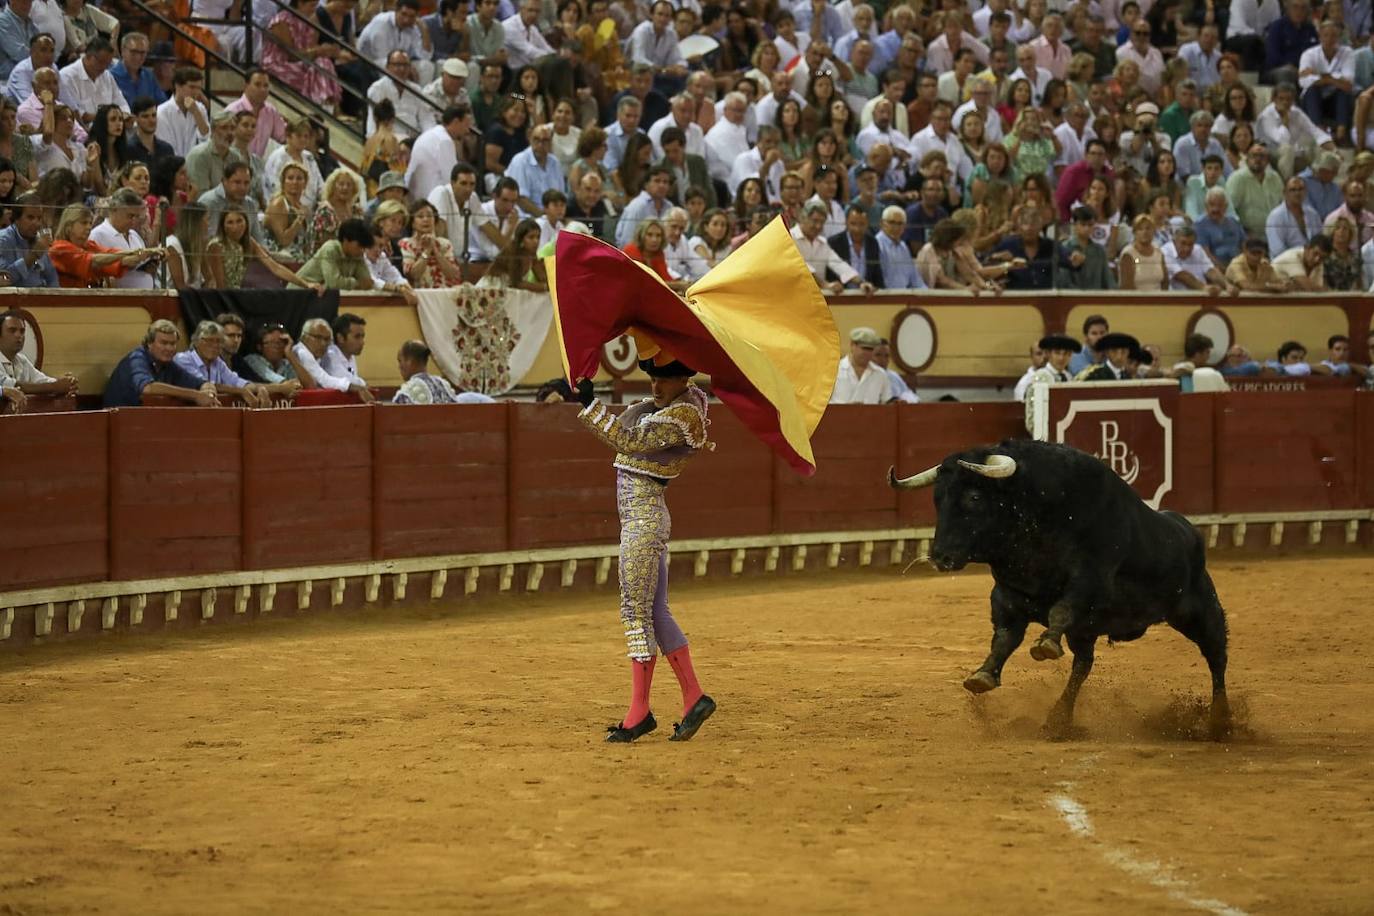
[930,551,966,572]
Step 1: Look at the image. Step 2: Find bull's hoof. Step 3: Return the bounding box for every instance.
[963,670,999,694]
[1209,698,1233,741]
[1029,635,1065,661]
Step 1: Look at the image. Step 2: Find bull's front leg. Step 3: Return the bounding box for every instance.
[965,587,1029,694]
[1029,571,1110,662]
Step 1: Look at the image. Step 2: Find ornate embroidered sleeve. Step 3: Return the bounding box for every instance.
[578,399,702,454]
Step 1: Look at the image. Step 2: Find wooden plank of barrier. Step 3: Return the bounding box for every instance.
[895,401,1027,526]
[108,407,243,581]
[241,405,374,569]
[507,403,619,550]
[1213,390,1359,513]
[1358,393,1374,513]
[774,405,901,533]
[0,412,110,590]
[1165,392,1216,515]
[670,409,774,540]
[372,404,509,559]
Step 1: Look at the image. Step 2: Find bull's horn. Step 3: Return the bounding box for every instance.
[957,455,1018,479]
[889,465,940,489]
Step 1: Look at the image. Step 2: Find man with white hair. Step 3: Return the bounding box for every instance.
[955,77,1005,144]
[874,205,925,290]
[1009,43,1053,105]
[173,320,288,407]
[1029,13,1071,79]
[1053,101,1093,173]
[830,326,889,404]
[833,3,877,62]
[662,207,692,280]
[647,92,704,159]
[1173,109,1227,179]
[293,315,374,402]
[704,91,749,182]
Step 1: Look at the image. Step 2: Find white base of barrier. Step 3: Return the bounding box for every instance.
[2,512,1369,641]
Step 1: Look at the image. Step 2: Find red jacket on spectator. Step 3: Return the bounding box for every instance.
[1055,160,1114,223]
[48,241,131,289]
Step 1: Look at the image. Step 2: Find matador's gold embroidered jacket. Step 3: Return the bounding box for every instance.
[578,385,711,479]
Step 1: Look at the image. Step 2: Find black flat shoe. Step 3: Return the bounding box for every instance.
[605,712,657,742]
[669,695,716,742]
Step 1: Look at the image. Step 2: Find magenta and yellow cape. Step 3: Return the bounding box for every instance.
[547,217,840,476]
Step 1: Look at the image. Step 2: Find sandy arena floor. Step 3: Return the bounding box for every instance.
[1,555,1372,915]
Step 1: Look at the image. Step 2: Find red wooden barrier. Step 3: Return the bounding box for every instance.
[372,404,509,558]
[508,403,620,549]
[895,401,1026,526]
[775,405,900,533]
[0,412,109,589]
[671,410,774,540]
[1357,393,1374,512]
[242,406,373,569]
[108,408,242,580]
[1213,391,1359,513]
[1167,392,1216,515]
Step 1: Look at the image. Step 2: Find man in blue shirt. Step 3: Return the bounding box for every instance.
[0,0,37,84]
[875,205,927,289]
[4,30,53,104]
[1194,187,1247,267]
[0,193,58,288]
[1265,175,1322,256]
[103,319,219,408]
[108,32,166,108]
[506,122,564,217]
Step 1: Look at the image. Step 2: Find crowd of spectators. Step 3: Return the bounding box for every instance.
[1,0,1373,295]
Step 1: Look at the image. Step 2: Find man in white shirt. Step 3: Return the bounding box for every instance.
[0,309,76,396]
[703,91,749,182]
[405,105,471,202]
[469,176,522,261]
[647,92,704,159]
[58,36,127,125]
[1298,20,1355,146]
[1256,82,1335,178]
[1224,0,1282,72]
[728,125,785,201]
[925,15,989,73]
[88,189,157,289]
[910,100,971,184]
[156,67,210,158]
[1009,44,1053,105]
[1053,101,1094,173]
[358,0,433,82]
[1163,225,1237,293]
[955,76,1004,144]
[855,97,913,161]
[830,325,890,404]
[628,0,687,86]
[366,50,431,139]
[193,0,246,63]
[294,316,373,401]
[753,70,807,135]
[792,200,875,295]
[427,161,481,254]
[502,0,573,98]
[1115,20,1167,94]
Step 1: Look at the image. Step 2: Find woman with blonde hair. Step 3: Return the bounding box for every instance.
[1066,52,1096,104]
[310,167,363,255]
[401,199,464,288]
[368,197,409,282]
[1117,213,1168,290]
[744,41,781,90]
[46,203,155,288]
[1323,217,1361,291]
[165,203,208,289]
[265,160,314,264]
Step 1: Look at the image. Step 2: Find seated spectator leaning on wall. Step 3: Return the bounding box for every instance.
[0,193,59,288]
[830,326,890,405]
[292,315,375,403]
[393,339,459,404]
[1225,236,1292,292]
[1271,234,1331,290]
[103,319,219,407]
[1265,340,1313,376]
[294,219,411,298]
[1313,334,1354,376]
[1054,206,1115,290]
[238,323,313,386]
[174,320,300,406]
[0,308,77,397]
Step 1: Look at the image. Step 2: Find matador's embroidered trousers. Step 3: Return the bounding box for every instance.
[616,470,688,660]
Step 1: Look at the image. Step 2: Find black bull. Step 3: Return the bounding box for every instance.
[890,439,1231,738]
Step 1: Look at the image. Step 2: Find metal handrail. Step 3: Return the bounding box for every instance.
[257,0,444,123]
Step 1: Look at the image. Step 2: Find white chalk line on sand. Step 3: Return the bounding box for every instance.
[1048,782,1251,916]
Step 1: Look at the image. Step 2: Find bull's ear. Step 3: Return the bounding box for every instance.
[957,455,1017,479]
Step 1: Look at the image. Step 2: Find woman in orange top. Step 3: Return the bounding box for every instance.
[47,203,160,288]
[622,219,686,291]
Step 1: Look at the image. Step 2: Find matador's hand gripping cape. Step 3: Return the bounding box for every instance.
[546,217,840,476]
